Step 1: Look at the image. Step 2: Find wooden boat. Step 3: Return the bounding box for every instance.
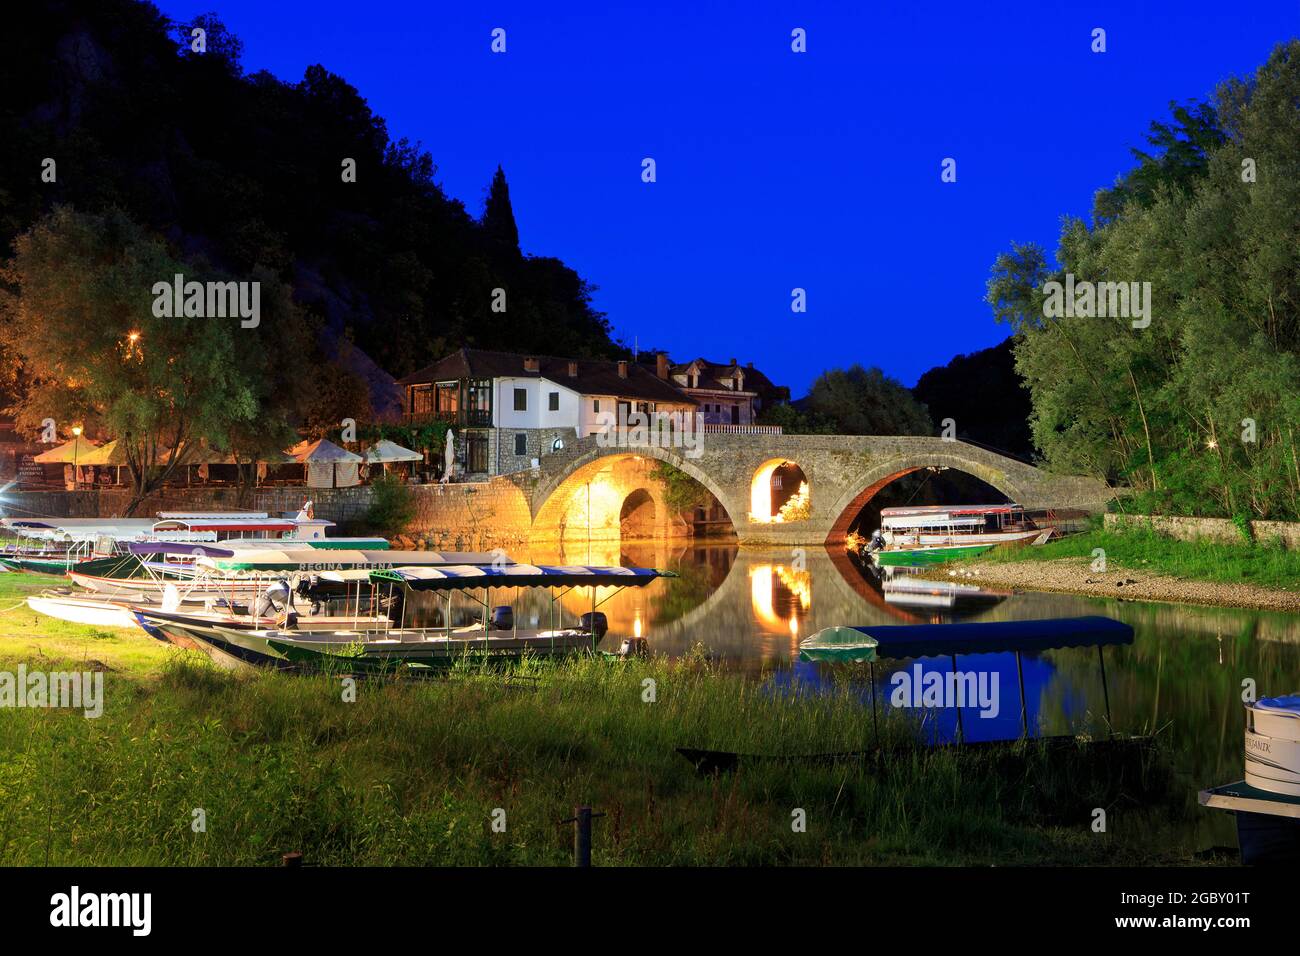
[863,504,1053,567]
[880,568,1011,610]
[69,543,509,600]
[0,503,355,577]
[138,563,674,672]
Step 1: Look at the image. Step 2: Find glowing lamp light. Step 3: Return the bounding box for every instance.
[71,425,82,437]
[633,615,643,639]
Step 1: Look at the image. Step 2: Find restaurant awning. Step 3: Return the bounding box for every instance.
[78,440,132,466]
[288,439,363,463]
[33,436,99,463]
[362,439,422,463]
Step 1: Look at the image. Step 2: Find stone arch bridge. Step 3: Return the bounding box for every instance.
[514,433,1112,547]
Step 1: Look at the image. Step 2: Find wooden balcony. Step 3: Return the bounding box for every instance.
[403,409,492,427]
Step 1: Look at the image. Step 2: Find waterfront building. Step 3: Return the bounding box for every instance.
[396,348,697,478]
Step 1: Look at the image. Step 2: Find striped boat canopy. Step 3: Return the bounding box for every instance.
[371,564,674,590]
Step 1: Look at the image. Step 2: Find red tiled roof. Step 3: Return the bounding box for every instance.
[396,348,697,405]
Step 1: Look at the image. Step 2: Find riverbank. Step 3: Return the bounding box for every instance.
[0,573,1199,866]
[923,525,1300,612]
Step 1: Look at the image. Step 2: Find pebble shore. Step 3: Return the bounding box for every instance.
[920,556,1300,613]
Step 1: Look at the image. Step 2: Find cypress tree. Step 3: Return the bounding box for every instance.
[482,165,520,253]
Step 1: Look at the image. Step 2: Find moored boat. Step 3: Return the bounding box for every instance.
[861,503,1053,567]
[139,563,674,672]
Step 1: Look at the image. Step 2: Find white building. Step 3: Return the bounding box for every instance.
[397,348,697,477]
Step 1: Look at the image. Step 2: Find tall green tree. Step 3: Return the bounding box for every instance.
[482,165,520,253]
[0,207,267,513]
[804,365,932,436]
[988,41,1300,519]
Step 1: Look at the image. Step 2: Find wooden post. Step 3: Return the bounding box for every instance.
[574,805,593,867]
[282,851,303,867]
[951,654,964,744]
[1098,644,1112,732]
[869,661,879,745]
[1015,650,1028,739]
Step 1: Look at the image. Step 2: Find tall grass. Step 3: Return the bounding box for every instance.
[0,646,1195,866]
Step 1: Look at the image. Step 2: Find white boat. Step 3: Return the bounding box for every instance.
[1244,695,1300,796]
[25,593,143,629]
[865,504,1053,567]
[138,563,674,671]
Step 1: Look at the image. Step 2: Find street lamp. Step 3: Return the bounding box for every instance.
[71,425,82,490]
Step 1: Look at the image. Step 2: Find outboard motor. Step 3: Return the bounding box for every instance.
[616,637,650,658]
[580,611,609,641]
[868,529,885,553]
[490,605,514,630]
[254,579,292,619]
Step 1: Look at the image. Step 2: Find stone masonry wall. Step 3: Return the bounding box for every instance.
[1105,513,1300,548]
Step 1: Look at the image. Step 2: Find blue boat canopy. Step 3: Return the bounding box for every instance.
[371,564,674,591]
[800,616,1134,663]
[1256,694,1300,714]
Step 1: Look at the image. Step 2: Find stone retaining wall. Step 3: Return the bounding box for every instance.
[1105,513,1300,548]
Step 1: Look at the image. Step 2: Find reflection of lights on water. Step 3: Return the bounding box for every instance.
[750,563,813,632]
[788,614,798,637]
[634,614,643,638]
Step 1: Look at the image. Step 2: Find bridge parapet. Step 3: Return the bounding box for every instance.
[521,433,1113,546]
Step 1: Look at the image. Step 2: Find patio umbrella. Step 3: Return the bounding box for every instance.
[33,436,99,463]
[288,438,363,488]
[362,439,422,464]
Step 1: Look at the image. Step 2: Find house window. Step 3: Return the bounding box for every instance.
[548,391,559,411]
[593,399,600,413]
[514,388,527,411]
[514,433,528,456]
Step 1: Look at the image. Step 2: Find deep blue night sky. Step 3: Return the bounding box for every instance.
[157,1,1298,394]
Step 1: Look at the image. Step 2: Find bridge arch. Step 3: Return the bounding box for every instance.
[824,453,1028,544]
[749,458,811,523]
[530,446,742,544]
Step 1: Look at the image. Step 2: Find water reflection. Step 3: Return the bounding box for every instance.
[550,540,1298,843]
[403,538,1300,845]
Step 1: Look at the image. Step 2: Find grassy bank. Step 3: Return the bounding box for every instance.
[0,574,1196,866]
[985,521,1300,592]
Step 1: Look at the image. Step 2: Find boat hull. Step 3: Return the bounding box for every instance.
[874,544,994,567]
[139,614,602,671]
[25,595,141,629]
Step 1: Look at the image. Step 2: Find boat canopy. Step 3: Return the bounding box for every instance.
[156,511,270,520]
[879,504,1023,517]
[196,549,517,573]
[879,503,1024,530]
[371,564,674,591]
[128,542,238,558]
[152,518,300,534]
[799,616,1134,663]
